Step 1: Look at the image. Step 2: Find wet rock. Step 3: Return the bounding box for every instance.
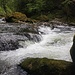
[69,23,75,26]
[0,39,22,51]
[70,35,75,63]
[20,58,73,75]
[5,12,27,23]
[0,23,42,51]
[50,18,62,25]
[25,18,37,23]
[24,33,41,42]
[0,17,6,23]
[0,33,27,51]
[15,32,41,42]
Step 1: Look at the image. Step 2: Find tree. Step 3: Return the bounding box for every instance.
[15,0,45,16]
[62,0,75,20]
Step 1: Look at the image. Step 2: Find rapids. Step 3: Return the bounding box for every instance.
[0,23,75,75]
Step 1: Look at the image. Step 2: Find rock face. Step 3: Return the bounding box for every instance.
[70,35,75,63]
[0,39,21,51]
[0,33,24,51]
[0,23,41,51]
[20,58,73,75]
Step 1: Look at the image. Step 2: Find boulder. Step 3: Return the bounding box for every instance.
[5,12,27,23]
[70,35,75,63]
[19,58,74,75]
[0,40,22,51]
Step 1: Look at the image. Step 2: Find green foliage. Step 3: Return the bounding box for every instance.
[43,0,63,13]
[0,0,8,14]
[0,0,15,16]
[7,0,15,12]
[60,0,75,22]
[15,0,44,17]
[0,0,75,22]
[0,7,6,15]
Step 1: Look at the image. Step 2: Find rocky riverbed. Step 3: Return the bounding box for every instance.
[0,23,42,51]
[0,21,75,75]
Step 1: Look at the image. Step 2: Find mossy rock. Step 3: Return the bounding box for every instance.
[20,58,74,75]
[26,18,37,23]
[36,15,49,22]
[5,12,27,23]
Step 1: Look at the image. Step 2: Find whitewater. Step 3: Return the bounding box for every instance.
[0,25,75,66]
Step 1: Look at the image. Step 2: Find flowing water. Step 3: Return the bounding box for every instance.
[0,23,75,75]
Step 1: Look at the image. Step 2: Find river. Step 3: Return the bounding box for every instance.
[0,22,75,75]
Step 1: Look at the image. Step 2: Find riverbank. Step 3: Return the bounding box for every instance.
[0,10,75,27]
[0,0,75,25]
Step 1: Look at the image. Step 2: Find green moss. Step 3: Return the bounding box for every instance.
[5,12,27,23]
[20,58,74,75]
[36,15,49,22]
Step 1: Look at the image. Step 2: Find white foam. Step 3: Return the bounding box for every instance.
[0,26,74,65]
